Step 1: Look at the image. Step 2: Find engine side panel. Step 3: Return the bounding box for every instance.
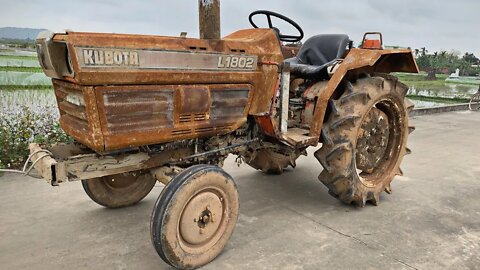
[41,29,284,152]
[47,29,282,115]
[53,80,253,152]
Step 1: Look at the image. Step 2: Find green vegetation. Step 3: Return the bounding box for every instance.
[395,72,448,88]
[0,38,35,49]
[0,85,52,90]
[395,72,478,92]
[445,78,480,86]
[394,72,476,104]
[0,54,37,60]
[414,49,480,79]
[0,66,43,73]
[0,106,73,169]
[407,95,469,104]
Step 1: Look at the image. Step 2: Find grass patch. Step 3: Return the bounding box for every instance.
[445,79,480,86]
[0,66,42,73]
[394,72,448,88]
[395,72,479,92]
[407,95,469,104]
[0,54,37,61]
[0,85,52,90]
[395,72,448,80]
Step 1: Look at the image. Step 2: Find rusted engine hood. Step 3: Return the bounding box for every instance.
[36,29,284,152]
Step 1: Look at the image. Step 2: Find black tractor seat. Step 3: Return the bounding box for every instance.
[284,34,351,79]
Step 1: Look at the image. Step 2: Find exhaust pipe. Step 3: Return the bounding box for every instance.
[198,0,220,39]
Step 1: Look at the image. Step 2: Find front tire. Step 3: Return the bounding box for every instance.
[315,75,414,206]
[151,165,239,269]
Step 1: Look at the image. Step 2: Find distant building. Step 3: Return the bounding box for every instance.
[384,45,411,50]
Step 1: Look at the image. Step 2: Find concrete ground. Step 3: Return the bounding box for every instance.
[1,111,479,270]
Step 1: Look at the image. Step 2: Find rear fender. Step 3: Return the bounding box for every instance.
[309,48,418,139]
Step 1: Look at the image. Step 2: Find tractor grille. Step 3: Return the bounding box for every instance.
[178,113,208,123]
[210,88,250,121]
[54,80,89,134]
[102,89,174,133]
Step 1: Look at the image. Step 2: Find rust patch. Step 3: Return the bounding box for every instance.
[254,115,276,136]
[178,86,210,115]
[49,29,282,115]
[54,80,253,152]
[53,79,104,152]
[310,48,418,139]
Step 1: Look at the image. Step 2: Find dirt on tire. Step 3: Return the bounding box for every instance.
[244,148,301,174]
[315,74,415,206]
[150,164,239,269]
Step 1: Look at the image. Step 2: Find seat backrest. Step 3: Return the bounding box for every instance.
[296,34,350,66]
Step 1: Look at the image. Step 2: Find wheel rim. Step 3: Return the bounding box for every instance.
[101,172,143,193]
[179,189,224,246]
[177,186,228,253]
[355,99,404,186]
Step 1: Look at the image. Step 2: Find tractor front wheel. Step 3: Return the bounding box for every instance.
[151,164,239,269]
[315,75,414,206]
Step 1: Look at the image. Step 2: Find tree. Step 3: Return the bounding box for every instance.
[415,48,480,79]
[462,52,479,64]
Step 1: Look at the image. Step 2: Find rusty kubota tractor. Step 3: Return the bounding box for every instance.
[32,9,418,269]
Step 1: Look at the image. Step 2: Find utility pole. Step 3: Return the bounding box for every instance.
[198,0,220,39]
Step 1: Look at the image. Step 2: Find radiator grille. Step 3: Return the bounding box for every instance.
[102,89,174,133]
[179,113,208,123]
[54,81,89,133]
[210,89,249,120]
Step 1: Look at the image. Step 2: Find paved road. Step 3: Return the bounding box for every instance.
[1,111,479,270]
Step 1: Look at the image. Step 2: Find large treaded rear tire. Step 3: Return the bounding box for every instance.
[315,74,414,206]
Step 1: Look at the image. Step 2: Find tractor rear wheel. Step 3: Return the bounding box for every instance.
[151,164,239,269]
[244,148,301,174]
[315,75,414,206]
[82,171,157,208]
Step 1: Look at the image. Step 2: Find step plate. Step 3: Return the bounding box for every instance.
[281,128,317,147]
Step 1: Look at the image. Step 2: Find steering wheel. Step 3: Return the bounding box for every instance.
[249,10,304,42]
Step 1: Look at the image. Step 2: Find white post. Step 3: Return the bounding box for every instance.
[280,63,290,133]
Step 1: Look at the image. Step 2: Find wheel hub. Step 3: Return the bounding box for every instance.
[103,173,137,189]
[179,191,223,245]
[356,107,390,173]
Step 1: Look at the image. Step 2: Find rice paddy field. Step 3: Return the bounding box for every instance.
[0,49,66,169]
[395,72,479,107]
[0,50,54,114]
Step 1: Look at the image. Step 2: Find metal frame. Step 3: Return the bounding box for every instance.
[279,62,290,133]
[29,138,258,186]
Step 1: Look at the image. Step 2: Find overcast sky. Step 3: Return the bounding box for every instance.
[1,0,479,56]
